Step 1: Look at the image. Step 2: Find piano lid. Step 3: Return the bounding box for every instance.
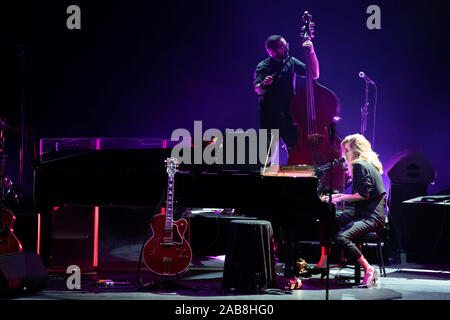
[39,137,173,162]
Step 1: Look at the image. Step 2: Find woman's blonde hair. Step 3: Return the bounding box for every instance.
[341,134,383,174]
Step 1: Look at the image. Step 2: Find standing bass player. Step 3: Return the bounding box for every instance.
[254,34,319,164]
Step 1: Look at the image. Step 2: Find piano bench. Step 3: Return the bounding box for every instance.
[222,220,276,294]
[337,229,386,285]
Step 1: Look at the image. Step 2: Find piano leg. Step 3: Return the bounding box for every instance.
[38,206,53,267]
[273,223,300,279]
[283,241,297,278]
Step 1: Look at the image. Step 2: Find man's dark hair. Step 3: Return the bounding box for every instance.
[265,35,284,50]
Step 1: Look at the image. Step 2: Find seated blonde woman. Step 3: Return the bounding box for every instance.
[313,134,386,288]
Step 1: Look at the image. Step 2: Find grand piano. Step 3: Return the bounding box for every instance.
[33,143,335,273]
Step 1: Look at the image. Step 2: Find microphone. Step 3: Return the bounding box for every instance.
[359,71,375,85]
[335,157,346,166]
[316,157,346,172]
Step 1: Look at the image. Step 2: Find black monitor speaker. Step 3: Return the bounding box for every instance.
[0,251,48,297]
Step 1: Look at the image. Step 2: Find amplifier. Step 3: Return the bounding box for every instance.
[401,195,450,264]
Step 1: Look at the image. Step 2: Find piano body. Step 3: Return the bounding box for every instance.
[33,141,334,272]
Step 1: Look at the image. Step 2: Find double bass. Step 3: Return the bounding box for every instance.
[288,11,345,192]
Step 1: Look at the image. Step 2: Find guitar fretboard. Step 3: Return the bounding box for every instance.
[164,175,175,241]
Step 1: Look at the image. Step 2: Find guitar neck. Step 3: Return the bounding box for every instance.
[165,175,175,232]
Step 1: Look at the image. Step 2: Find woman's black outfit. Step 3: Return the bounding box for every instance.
[325,160,386,260]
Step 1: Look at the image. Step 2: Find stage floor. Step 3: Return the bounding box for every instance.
[6,255,450,301]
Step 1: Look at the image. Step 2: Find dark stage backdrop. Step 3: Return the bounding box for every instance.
[3,0,450,196]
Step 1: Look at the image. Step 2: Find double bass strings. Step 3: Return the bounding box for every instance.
[305,58,317,135]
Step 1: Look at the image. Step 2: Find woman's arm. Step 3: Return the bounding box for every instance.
[321,192,368,204]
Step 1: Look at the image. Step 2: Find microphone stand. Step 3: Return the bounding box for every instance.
[371,84,378,149]
[0,118,6,206]
[360,79,369,138]
[19,46,26,188]
[325,123,337,301]
[360,76,378,148]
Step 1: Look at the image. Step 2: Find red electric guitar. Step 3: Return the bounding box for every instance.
[0,207,23,255]
[143,157,192,276]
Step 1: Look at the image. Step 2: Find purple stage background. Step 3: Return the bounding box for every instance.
[3,0,450,196]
